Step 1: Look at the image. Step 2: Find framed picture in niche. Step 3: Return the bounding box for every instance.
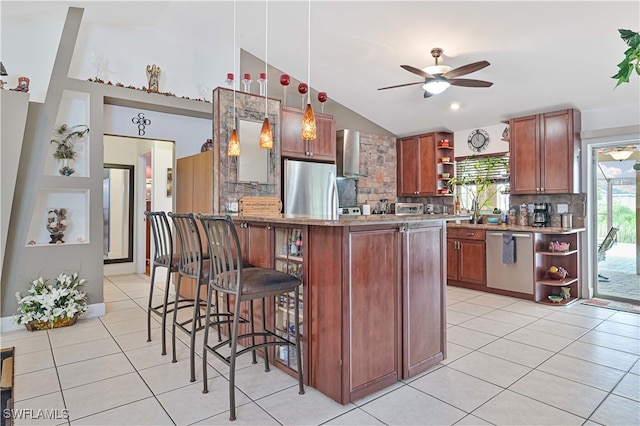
[166,168,173,197]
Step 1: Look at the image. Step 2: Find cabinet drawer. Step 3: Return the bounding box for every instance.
[447,228,485,241]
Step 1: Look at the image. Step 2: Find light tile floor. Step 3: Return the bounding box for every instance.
[3,274,640,425]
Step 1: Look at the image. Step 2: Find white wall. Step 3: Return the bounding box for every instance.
[103,105,210,159]
[453,123,509,158]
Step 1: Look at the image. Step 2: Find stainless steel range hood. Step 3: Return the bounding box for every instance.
[336,129,367,178]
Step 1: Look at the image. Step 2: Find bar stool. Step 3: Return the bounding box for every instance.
[144,211,181,356]
[197,214,304,421]
[167,212,216,383]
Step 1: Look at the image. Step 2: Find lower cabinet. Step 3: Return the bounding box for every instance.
[447,227,486,289]
[240,220,446,405]
[306,222,446,403]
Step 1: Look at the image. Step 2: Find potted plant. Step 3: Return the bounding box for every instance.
[612,29,640,87]
[50,124,90,176]
[448,155,509,224]
[14,273,88,331]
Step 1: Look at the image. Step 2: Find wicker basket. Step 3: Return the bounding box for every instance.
[25,315,77,331]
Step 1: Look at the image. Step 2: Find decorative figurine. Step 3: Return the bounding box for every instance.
[146,64,161,93]
[11,76,29,92]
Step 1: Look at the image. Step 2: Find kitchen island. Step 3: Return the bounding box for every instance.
[230,213,455,404]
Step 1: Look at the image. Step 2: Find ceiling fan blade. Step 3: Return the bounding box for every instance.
[378,81,424,90]
[401,65,435,79]
[447,78,493,88]
[442,60,490,79]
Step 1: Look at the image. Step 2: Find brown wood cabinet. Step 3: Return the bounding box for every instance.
[509,109,581,195]
[281,105,336,162]
[175,151,214,214]
[402,224,446,378]
[175,151,214,300]
[307,221,446,403]
[446,227,486,289]
[397,131,454,197]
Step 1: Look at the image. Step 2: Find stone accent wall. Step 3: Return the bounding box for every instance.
[356,133,397,210]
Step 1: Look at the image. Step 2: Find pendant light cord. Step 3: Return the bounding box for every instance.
[307,0,311,105]
[233,0,237,126]
[265,0,268,117]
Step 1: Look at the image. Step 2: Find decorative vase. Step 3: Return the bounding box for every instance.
[48,233,65,244]
[46,208,68,243]
[59,158,75,176]
[25,314,78,331]
[201,139,213,152]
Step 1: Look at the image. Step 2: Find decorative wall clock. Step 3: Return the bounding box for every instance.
[468,129,490,152]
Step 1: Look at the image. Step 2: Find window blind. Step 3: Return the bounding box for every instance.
[454,155,510,183]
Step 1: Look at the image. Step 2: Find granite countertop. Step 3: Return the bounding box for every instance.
[230,213,470,227]
[447,221,586,234]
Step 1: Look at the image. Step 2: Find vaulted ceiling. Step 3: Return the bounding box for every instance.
[4,1,639,137]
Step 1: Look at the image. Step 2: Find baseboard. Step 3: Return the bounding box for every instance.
[0,302,106,332]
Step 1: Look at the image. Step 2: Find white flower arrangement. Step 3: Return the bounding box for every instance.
[14,273,88,325]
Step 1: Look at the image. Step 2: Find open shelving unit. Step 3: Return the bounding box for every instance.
[273,226,304,371]
[435,134,455,196]
[533,231,580,305]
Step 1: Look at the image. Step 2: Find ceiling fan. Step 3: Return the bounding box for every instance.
[378,48,493,98]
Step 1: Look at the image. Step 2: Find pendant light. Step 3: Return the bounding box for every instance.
[228,0,240,157]
[301,0,316,141]
[259,0,273,149]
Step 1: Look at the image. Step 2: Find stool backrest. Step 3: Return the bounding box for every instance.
[144,211,173,266]
[168,212,205,279]
[197,214,243,294]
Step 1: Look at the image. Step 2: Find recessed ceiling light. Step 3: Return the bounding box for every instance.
[450,103,460,110]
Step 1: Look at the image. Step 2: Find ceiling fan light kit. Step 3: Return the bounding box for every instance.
[423,78,450,94]
[379,47,493,97]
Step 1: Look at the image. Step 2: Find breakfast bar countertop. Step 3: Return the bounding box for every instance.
[231,213,469,227]
[447,221,586,235]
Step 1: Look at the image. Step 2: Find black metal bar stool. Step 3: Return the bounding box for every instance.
[167,212,217,382]
[197,214,304,421]
[144,211,181,356]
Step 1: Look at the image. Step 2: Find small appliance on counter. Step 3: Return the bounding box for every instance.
[532,202,551,227]
[339,207,361,216]
[394,203,425,216]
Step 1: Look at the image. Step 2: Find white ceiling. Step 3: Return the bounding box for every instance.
[4,1,640,137]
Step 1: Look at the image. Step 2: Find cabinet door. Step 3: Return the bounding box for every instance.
[308,112,336,162]
[416,134,436,196]
[458,239,486,285]
[397,137,419,196]
[281,106,306,159]
[192,151,213,214]
[402,225,445,377]
[446,238,459,282]
[245,222,273,268]
[348,227,400,398]
[540,110,575,194]
[510,115,539,195]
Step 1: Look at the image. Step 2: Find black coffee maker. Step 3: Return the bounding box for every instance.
[532,203,551,227]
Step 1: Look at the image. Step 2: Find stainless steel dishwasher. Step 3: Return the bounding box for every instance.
[485,231,534,294]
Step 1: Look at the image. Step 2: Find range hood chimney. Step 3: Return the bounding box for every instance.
[336,129,366,178]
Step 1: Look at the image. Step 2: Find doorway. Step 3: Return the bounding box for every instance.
[104,135,175,276]
[592,143,639,303]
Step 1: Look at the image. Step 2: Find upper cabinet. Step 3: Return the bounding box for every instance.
[281,105,336,162]
[397,131,453,197]
[509,109,581,195]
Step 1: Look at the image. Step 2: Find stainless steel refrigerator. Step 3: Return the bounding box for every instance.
[283,159,338,218]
